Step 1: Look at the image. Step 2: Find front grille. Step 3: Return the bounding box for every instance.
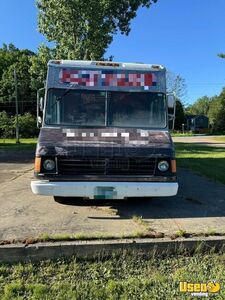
[57,157,157,176]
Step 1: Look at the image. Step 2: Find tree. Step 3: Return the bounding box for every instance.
[0,111,38,138]
[0,111,14,138]
[186,96,211,116]
[174,100,185,130]
[166,71,187,104]
[218,53,225,59]
[207,96,222,127]
[0,43,19,78]
[37,0,158,60]
[210,88,225,131]
[30,44,55,90]
[186,90,225,132]
[0,44,36,114]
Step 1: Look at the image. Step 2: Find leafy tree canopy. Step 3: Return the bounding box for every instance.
[218,53,225,59]
[174,100,185,130]
[37,0,157,60]
[211,88,225,131]
[186,91,225,131]
[185,96,211,116]
[0,43,34,78]
[30,44,55,90]
[0,44,36,114]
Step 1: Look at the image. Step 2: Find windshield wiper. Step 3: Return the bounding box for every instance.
[57,84,76,101]
[50,84,75,110]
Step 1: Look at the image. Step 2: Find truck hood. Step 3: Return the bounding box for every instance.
[36,127,174,158]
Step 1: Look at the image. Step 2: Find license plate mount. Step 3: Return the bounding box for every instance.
[94,186,117,199]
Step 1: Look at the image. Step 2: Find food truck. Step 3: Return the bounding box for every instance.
[31,60,178,200]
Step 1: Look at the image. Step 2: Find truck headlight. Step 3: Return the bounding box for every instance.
[43,159,56,171]
[158,160,169,172]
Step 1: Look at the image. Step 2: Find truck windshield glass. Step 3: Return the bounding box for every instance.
[108,91,166,128]
[45,89,106,126]
[45,89,166,128]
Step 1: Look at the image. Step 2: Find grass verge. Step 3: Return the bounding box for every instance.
[0,230,165,246]
[175,143,225,184]
[2,230,225,246]
[0,249,224,299]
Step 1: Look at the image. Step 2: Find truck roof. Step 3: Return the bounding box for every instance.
[48,60,165,72]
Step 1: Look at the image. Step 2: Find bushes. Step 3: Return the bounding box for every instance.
[0,111,39,138]
[0,111,14,138]
[16,113,39,138]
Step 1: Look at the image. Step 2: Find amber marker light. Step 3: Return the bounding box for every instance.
[34,157,41,173]
[171,160,177,173]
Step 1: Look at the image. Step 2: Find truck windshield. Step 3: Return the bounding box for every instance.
[45,89,166,128]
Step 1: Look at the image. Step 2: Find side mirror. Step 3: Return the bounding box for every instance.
[40,97,44,111]
[167,94,176,131]
[167,94,176,108]
[37,88,45,129]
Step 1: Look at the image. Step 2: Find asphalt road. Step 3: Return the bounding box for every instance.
[1,150,225,241]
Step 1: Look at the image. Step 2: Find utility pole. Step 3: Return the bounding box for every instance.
[14,69,20,144]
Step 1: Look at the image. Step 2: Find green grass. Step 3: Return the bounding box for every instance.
[37,230,164,243]
[175,230,188,238]
[0,250,224,299]
[0,138,37,151]
[175,143,225,184]
[39,232,137,242]
[132,215,150,227]
[171,132,193,137]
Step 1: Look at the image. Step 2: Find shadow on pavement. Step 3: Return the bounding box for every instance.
[54,178,225,220]
[0,149,35,163]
